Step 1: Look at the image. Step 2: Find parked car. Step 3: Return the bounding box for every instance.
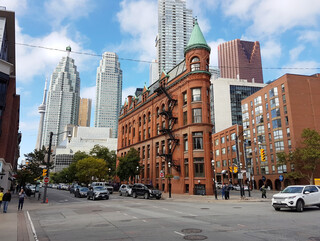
[131,183,162,199]
[91,182,114,194]
[119,184,133,197]
[87,186,109,200]
[272,185,320,212]
[74,187,89,198]
[70,184,81,194]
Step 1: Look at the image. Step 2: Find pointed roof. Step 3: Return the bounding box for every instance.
[185,19,211,54]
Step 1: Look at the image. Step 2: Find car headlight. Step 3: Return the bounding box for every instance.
[149,190,152,194]
[286,196,296,199]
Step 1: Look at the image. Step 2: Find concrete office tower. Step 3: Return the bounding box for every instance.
[211,78,266,133]
[35,78,48,150]
[218,39,264,83]
[42,46,80,147]
[78,98,91,127]
[158,0,193,75]
[95,52,122,138]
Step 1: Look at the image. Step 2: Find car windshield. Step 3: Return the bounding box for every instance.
[80,187,88,192]
[146,185,156,190]
[281,186,303,193]
[94,186,107,191]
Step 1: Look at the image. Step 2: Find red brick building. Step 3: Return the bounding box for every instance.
[241,73,320,190]
[0,9,21,190]
[117,21,215,195]
[218,39,263,84]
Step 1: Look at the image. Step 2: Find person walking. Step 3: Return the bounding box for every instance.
[225,184,230,200]
[221,184,225,199]
[260,185,267,198]
[18,188,26,211]
[0,188,3,209]
[2,190,11,213]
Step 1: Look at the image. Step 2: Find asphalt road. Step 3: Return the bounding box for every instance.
[29,188,320,241]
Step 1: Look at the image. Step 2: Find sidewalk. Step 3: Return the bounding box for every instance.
[0,192,46,241]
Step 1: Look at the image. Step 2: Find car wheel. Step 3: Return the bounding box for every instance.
[274,207,280,211]
[87,195,90,200]
[144,193,149,199]
[133,192,137,198]
[156,197,161,200]
[125,192,128,197]
[106,196,109,200]
[296,200,304,212]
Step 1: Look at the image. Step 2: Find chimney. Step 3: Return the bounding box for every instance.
[128,95,133,107]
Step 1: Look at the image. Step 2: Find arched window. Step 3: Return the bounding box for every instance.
[156,107,160,118]
[191,57,200,71]
[206,58,209,71]
[148,112,151,122]
[162,104,166,112]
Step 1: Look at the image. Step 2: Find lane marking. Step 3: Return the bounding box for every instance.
[142,220,147,223]
[27,211,39,241]
[174,231,185,236]
[162,208,169,211]
[175,211,183,214]
[131,216,138,219]
[123,213,128,216]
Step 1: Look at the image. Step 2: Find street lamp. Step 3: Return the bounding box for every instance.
[211,160,218,199]
[43,131,72,203]
[243,139,251,197]
[235,133,244,199]
[136,166,139,183]
[168,161,172,198]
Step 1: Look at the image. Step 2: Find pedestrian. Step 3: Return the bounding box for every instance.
[18,188,26,211]
[260,185,267,198]
[0,188,3,209]
[2,190,11,213]
[221,184,225,199]
[225,184,230,200]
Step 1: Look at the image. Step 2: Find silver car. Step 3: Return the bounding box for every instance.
[119,184,133,197]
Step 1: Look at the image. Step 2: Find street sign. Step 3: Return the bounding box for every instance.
[262,176,266,182]
[160,170,164,178]
[279,175,284,182]
[44,177,49,184]
[238,173,243,179]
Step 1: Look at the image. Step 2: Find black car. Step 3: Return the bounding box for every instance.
[74,187,88,198]
[87,186,109,200]
[132,183,162,199]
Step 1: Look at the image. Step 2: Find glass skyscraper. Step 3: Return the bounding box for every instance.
[94,52,122,138]
[42,48,80,146]
[158,0,193,74]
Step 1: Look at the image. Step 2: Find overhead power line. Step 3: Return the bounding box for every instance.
[14,42,320,70]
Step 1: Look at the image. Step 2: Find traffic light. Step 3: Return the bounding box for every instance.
[229,166,238,173]
[260,149,266,162]
[42,169,47,176]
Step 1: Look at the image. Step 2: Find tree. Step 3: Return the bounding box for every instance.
[277,128,320,184]
[76,157,107,185]
[90,145,117,172]
[116,148,140,182]
[73,151,89,162]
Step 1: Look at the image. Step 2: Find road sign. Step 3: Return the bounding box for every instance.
[160,170,164,178]
[44,177,49,184]
[262,176,266,182]
[279,175,284,182]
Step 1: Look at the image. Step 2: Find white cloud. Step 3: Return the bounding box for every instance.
[208,38,226,68]
[16,22,97,84]
[282,60,320,76]
[0,0,27,15]
[44,0,94,27]
[222,0,257,21]
[289,45,305,61]
[116,0,158,62]
[81,85,96,104]
[261,40,281,62]
[20,120,39,132]
[298,30,320,44]
[122,87,137,105]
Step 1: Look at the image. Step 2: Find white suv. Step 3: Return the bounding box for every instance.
[272,185,320,212]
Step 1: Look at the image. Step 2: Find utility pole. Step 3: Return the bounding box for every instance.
[43,131,53,203]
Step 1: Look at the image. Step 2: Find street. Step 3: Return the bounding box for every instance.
[25,188,320,241]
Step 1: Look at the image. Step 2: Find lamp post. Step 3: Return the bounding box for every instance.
[211,160,218,200]
[136,166,139,183]
[43,131,71,203]
[235,133,244,199]
[168,162,172,198]
[244,140,251,197]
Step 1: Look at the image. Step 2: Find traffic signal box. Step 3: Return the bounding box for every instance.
[42,169,47,176]
[229,166,238,173]
[260,149,266,162]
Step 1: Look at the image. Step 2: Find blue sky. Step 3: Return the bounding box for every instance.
[2,0,320,163]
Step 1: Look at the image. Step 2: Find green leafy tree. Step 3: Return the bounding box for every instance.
[277,128,320,184]
[90,145,117,177]
[116,148,140,182]
[76,157,107,185]
[73,151,89,162]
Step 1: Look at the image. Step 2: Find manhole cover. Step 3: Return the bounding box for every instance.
[184,235,207,240]
[181,229,202,234]
[92,210,102,212]
[309,238,320,241]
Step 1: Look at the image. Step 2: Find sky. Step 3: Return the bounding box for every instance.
[2,0,320,163]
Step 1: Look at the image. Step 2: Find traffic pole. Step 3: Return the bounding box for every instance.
[43,132,53,203]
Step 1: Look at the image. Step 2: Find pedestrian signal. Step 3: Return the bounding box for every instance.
[260,149,266,162]
[42,169,47,176]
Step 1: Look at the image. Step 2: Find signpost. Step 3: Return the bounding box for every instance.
[279,174,284,182]
[44,177,49,184]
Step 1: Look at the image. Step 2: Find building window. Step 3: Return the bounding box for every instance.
[147,145,150,158]
[222,148,226,155]
[275,141,284,151]
[156,107,160,118]
[227,146,230,153]
[254,96,262,105]
[139,131,141,141]
[216,161,221,167]
[272,119,282,129]
[183,92,187,105]
[269,87,278,98]
[157,124,159,135]
[285,116,289,125]
[215,139,219,146]
[273,129,283,140]
[191,57,200,71]
[232,145,236,152]
[221,136,225,144]
[287,127,290,137]
[192,108,202,123]
[284,105,287,114]
[194,157,205,177]
[222,160,227,166]
[156,163,159,178]
[148,127,151,138]
[266,103,269,111]
[142,146,145,159]
[215,149,220,156]
[139,117,142,126]
[193,132,203,150]
[266,112,270,121]
[143,129,146,140]
[183,111,188,125]
[161,140,165,154]
[281,84,285,92]
[264,93,267,101]
[183,134,188,151]
[271,154,274,163]
[143,114,146,124]
[288,139,292,149]
[231,133,236,140]
[192,88,201,102]
[184,159,189,177]
[156,142,159,155]
[282,94,286,104]
[242,103,248,112]
[271,108,280,118]
[270,97,279,108]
